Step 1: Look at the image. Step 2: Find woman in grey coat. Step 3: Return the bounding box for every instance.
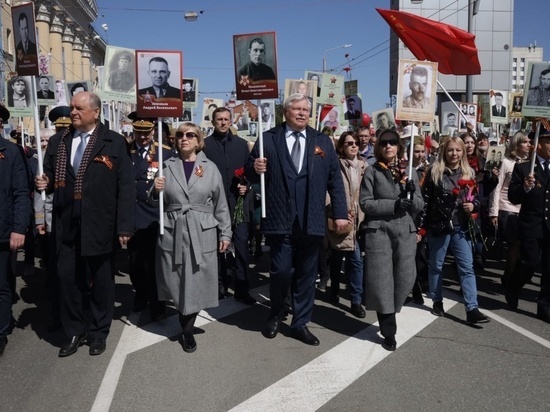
[151,123,232,353]
[359,129,423,351]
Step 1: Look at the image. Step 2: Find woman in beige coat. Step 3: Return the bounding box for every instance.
[327,131,367,318]
[151,123,232,353]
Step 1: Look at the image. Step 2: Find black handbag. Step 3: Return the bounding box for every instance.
[485,226,504,261]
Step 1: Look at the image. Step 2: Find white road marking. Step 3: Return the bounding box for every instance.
[485,310,550,349]
[228,297,459,412]
[90,284,270,412]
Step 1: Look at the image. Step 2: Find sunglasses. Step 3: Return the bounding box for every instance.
[176,131,198,139]
[380,139,399,146]
[344,141,358,147]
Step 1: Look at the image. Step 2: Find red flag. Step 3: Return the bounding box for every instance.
[377,8,481,76]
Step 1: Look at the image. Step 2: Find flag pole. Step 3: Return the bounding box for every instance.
[407,125,415,200]
[158,118,165,235]
[529,121,541,176]
[30,76,46,200]
[257,99,266,218]
[436,80,469,126]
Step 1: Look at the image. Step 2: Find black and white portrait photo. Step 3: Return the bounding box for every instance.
[11,3,38,76]
[36,75,56,105]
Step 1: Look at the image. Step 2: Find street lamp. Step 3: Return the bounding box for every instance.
[323,44,352,73]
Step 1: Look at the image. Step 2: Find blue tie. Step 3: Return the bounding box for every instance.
[73,133,87,171]
[291,132,301,172]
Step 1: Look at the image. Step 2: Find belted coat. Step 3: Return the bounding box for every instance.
[149,151,232,315]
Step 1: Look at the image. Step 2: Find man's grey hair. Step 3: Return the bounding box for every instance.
[284,93,311,110]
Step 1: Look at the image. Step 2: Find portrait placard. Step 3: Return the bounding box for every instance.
[458,102,477,131]
[136,50,183,118]
[484,145,505,171]
[509,92,524,118]
[305,71,323,99]
[441,101,459,136]
[396,59,438,122]
[233,32,278,100]
[54,79,68,106]
[489,89,509,125]
[200,98,224,130]
[66,81,91,101]
[284,79,317,128]
[318,73,344,105]
[372,108,396,131]
[11,3,39,76]
[522,62,550,118]
[35,75,56,105]
[319,105,342,132]
[182,78,198,108]
[103,46,136,103]
[5,75,35,117]
[259,100,276,131]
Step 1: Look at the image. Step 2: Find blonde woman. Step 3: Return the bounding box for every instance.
[419,137,489,323]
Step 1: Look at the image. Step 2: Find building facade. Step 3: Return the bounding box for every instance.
[511,45,544,92]
[1,0,106,131]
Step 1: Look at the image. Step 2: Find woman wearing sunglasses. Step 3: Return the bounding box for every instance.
[151,123,232,353]
[359,129,423,351]
[326,131,368,318]
[419,136,489,324]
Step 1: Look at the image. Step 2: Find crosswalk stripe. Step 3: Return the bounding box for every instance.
[228,297,459,412]
[90,284,270,412]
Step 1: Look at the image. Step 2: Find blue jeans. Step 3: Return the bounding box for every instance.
[329,241,364,304]
[427,227,479,311]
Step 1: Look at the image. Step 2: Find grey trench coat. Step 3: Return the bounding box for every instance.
[149,151,232,314]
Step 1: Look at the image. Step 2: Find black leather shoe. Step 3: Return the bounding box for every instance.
[466,308,490,324]
[182,333,197,353]
[0,336,7,357]
[262,317,280,339]
[290,326,320,346]
[536,305,550,323]
[382,336,397,351]
[350,303,366,318]
[504,290,519,310]
[235,293,257,305]
[89,338,106,356]
[59,333,88,357]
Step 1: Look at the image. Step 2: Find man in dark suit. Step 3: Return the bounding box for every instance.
[248,93,348,345]
[37,76,55,100]
[15,12,37,60]
[508,127,550,323]
[127,113,172,319]
[491,92,506,117]
[0,105,31,357]
[344,97,361,120]
[204,108,256,304]
[138,57,181,99]
[35,92,135,357]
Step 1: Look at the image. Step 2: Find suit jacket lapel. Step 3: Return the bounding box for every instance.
[64,132,77,178]
[535,159,549,185]
[305,128,316,177]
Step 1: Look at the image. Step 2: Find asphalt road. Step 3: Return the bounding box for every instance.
[1,248,549,412]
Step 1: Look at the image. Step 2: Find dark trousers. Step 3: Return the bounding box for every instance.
[219,222,249,296]
[377,312,397,338]
[178,312,198,334]
[0,243,13,337]
[57,242,114,339]
[511,237,550,303]
[127,223,162,309]
[268,222,322,329]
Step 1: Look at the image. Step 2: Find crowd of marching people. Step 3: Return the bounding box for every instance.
[2,91,549,359]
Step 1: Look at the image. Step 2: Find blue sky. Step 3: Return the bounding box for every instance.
[95,0,549,115]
